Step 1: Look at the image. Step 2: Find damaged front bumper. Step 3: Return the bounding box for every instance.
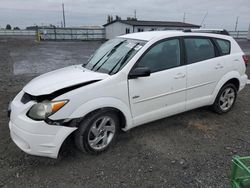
[8,90,77,158]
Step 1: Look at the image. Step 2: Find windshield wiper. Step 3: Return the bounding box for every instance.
[82,63,87,67]
[106,40,127,56]
[94,40,127,71]
[90,51,110,71]
[82,54,94,68]
[109,43,140,75]
[91,40,127,71]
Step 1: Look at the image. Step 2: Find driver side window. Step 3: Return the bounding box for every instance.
[136,38,181,73]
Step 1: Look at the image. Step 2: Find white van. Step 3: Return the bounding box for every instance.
[9,30,248,158]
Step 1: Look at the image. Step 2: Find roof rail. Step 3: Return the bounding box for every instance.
[183,29,230,36]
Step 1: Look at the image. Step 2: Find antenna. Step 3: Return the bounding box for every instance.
[183,12,186,23]
[62,3,66,28]
[134,9,137,19]
[235,16,239,31]
[200,12,208,26]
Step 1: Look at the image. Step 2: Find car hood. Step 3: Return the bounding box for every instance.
[23,65,109,96]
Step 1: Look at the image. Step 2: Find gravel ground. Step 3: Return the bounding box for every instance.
[0,37,250,188]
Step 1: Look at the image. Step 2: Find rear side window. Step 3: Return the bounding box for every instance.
[184,38,215,64]
[215,39,230,55]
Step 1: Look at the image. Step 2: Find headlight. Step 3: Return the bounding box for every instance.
[28,100,68,120]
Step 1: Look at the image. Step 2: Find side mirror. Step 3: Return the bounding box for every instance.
[128,67,151,79]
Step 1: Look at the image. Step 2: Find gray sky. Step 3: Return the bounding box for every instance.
[0,0,249,30]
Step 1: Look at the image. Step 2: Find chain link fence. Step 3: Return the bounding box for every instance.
[37,27,105,40]
[0,28,249,40]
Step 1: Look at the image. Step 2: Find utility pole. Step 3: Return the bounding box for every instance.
[134,9,137,19]
[235,16,239,31]
[183,12,186,23]
[247,23,250,40]
[62,3,66,28]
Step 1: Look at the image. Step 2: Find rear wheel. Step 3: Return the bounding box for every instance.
[74,110,119,154]
[211,83,237,114]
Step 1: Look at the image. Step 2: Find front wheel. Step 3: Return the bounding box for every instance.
[74,110,119,154]
[211,83,237,114]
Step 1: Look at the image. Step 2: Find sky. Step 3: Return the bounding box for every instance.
[0,0,249,30]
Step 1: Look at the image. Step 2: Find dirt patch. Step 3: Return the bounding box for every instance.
[187,121,214,133]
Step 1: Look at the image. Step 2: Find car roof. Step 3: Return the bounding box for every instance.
[118,30,233,42]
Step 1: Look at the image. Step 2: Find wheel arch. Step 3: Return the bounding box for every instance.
[224,78,240,91]
[212,71,241,103]
[68,97,133,131]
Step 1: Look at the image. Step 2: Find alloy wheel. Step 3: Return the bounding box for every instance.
[87,116,116,150]
[219,87,236,111]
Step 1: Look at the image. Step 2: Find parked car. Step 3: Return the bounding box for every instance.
[8,30,248,158]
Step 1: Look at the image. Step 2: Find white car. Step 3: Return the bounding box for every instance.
[9,30,248,158]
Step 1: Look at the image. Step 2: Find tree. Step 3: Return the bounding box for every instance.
[107,15,111,23]
[49,24,56,28]
[13,27,20,30]
[6,24,11,30]
[127,17,137,21]
[107,15,114,23]
[108,15,113,23]
[115,15,121,20]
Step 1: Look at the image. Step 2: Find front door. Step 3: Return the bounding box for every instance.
[128,38,187,125]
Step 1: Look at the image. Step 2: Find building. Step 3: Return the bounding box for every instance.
[103,20,200,39]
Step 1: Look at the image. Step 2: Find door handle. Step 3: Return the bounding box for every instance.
[215,64,223,69]
[174,73,185,79]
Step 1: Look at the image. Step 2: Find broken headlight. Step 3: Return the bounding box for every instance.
[28,100,68,120]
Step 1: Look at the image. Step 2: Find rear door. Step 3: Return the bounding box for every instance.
[184,37,227,110]
[128,38,187,125]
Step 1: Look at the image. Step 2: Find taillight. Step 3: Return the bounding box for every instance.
[243,55,249,67]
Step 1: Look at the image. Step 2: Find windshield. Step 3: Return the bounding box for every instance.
[83,38,146,75]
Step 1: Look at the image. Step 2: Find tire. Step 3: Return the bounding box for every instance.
[211,83,237,114]
[74,109,119,154]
